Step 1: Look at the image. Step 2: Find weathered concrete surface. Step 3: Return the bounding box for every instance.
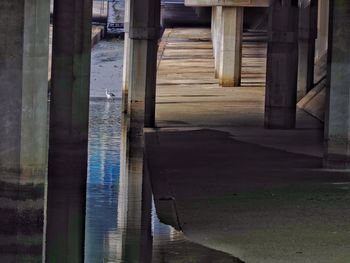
[128,0,160,127]
[297,52,327,122]
[297,0,318,100]
[265,0,299,129]
[297,80,326,121]
[147,28,350,263]
[219,7,243,87]
[212,6,222,78]
[46,0,92,261]
[0,0,50,175]
[146,128,350,263]
[0,0,50,261]
[122,0,130,112]
[50,0,109,22]
[152,226,243,263]
[119,0,161,261]
[48,25,105,80]
[324,1,350,168]
[315,0,329,60]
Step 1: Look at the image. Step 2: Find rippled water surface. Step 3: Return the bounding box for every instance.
[85,37,124,262]
[85,99,121,262]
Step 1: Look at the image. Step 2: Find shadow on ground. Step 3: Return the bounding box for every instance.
[145,129,350,263]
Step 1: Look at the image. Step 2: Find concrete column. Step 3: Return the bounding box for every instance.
[122,148,153,263]
[214,6,222,78]
[211,7,216,67]
[219,6,243,87]
[297,0,318,100]
[0,0,49,177]
[211,7,215,44]
[122,0,131,113]
[265,0,299,129]
[119,0,160,261]
[129,0,160,127]
[324,1,350,168]
[315,0,329,60]
[0,0,50,261]
[45,0,92,262]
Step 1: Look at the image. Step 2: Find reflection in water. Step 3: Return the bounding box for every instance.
[85,99,121,262]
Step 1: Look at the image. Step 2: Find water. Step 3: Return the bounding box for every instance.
[85,99,121,262]
[85,38,123,262]
[90,39,124,98]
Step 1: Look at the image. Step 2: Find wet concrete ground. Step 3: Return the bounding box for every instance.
[146,128,350,263]
[147,28,350,262]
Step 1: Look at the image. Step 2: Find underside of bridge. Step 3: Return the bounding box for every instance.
[1,0,350,262]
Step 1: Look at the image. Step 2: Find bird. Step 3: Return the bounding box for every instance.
[105,89,116,100]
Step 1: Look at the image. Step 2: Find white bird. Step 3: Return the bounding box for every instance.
[105,89,116,100]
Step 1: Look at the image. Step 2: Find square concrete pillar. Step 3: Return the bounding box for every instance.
[46,0,92,261]
[297,0,318,101]
[128,0,161,128]
[214,6,223,78]
[211,7,215,42]
[120,0,160,261]
[324,1,350,169]
[0,1,50,261]
[219,6,243,87]
[211,6,217,76]
[0,0,50,176]
[315,0,329,60]
[211,7,216,66]
[122,0,131,113]
[265,0,299,129]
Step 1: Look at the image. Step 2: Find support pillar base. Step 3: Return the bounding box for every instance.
[264,107,296,129]
[324,140,350,169]
[324,157,350,170]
